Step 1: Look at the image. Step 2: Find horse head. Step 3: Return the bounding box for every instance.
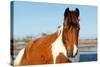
[62,8,80,57]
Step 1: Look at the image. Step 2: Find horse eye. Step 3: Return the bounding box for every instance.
[78,19,80,21]
[78,27,80,30]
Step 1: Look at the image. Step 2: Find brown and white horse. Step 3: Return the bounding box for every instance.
[14,8,80,66]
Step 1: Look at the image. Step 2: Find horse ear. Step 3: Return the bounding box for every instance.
[64,8,69,17]
[75,8,79,17]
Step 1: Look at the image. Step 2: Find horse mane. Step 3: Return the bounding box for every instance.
[57,24,63,36]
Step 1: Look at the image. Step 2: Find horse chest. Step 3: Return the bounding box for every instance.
[51,35,67,64]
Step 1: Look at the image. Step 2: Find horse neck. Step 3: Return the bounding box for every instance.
[51,25,67,64]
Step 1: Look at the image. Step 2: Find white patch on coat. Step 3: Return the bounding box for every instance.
[14,48,25,66]
[51,25,67,64]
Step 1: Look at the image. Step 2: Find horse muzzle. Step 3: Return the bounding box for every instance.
[67,49,78,57]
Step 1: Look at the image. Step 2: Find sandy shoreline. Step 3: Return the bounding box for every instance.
[79,40,97,44]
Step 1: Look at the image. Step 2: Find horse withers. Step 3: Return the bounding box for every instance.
[14,8,80,66]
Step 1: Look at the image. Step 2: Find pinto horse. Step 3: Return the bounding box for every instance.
[14,8,80,66]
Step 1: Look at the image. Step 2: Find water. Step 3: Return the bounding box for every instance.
[79,44,97,62]
[79,54,97,62]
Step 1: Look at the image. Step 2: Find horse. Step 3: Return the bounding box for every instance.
[14,8,80,66]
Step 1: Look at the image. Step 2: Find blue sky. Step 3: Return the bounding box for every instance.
[12,1,97,39]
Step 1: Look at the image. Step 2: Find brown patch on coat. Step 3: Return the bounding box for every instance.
[56,53,71,63]
[20,32,58,65]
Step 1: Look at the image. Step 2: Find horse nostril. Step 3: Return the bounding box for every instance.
[74,49,78,56]
[67,50,73,57]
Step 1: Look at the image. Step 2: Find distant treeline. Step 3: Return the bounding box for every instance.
[13,34,97,44]
[13,39,97,45]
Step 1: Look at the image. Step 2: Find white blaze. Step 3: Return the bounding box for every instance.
[73,44,78,56]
